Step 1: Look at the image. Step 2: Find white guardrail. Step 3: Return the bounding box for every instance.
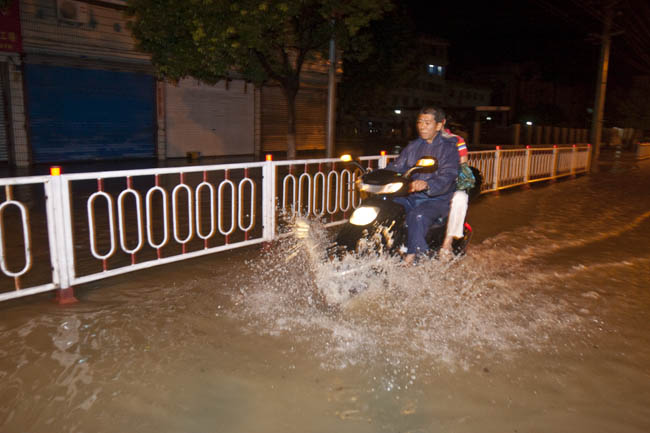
[0,146,591,302]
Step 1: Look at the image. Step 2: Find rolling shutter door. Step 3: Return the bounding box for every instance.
[165,79,254,157]
[0,69,8,162]
[261,85,326,152]
[25,64,155,162]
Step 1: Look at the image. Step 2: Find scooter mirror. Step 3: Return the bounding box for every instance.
[404,156,438,178]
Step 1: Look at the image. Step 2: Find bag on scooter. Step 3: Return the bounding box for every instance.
[456,162,476,191]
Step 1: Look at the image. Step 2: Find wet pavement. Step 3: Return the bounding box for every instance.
[0,155,649,433]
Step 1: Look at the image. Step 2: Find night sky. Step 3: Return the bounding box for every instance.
[406,0,649,87]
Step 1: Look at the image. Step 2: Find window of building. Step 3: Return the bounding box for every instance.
[427,65,444,76]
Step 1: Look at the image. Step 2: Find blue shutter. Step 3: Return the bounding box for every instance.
[26,64,155,162]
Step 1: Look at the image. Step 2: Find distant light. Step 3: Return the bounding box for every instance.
[486,116,492,121]
[429,64,434,69]
[496,146,501,150]
[525,121,533,126]
[50,166,61,176]
[265,154,273,161]
[394,109,401,115]
[380,150,386,156]
[340,154,353,162]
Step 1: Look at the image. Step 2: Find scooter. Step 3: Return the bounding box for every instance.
[329,155,482,260]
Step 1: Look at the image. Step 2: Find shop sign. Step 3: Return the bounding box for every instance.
[0,0,21,53]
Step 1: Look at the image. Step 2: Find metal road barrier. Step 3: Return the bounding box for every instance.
[469,145,591,192]
[0,146,590,302]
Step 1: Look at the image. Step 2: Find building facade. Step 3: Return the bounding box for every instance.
[0,0,330,167]
[344,36,492,150]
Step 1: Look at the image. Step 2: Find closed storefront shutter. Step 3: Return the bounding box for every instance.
[261,85,326,152]
[0,69,8,162]
[25,64,155,162]
[165,79,254,158]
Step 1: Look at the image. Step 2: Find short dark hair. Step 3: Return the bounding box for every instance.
[419,106,446,122]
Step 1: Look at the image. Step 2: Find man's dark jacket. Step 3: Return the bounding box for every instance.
[386,130,460,202]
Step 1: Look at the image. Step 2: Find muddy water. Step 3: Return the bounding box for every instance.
[1,158,649,433]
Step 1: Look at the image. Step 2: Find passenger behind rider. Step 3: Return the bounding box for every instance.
[386,107,460,265]
[440,127,474,255]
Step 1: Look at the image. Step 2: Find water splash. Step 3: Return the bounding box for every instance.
[234,217,585,378]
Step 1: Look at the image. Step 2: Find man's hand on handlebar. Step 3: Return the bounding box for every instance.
[409,180,428,193]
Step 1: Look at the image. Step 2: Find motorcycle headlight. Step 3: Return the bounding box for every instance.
[359,181,404,194]
[379,182,404,194]
[349,206,379,226]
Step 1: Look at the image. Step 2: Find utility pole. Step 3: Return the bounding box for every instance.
[326,26,337,158]
[590,3,614,164]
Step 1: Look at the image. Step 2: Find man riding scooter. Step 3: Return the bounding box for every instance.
[386,107,460,265]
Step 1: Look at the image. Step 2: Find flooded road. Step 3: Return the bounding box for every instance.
[1,157,649,433]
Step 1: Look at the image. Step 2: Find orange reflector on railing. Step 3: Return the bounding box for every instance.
[50,166,61,176]
[266,154,273,161]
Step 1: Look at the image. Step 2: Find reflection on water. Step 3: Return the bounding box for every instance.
[0,159,649,433]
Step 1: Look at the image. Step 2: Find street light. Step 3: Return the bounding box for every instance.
[526,121,533,126]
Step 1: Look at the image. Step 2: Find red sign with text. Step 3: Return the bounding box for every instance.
[0,1,22,53]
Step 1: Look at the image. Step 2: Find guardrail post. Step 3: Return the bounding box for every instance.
[571,144,577,176]
[586,143,593,171]
[262,157,277,244]
[47,170,78,304]
[524,145,532,183]
[551,145,559,179]
[493,146,501,190]
[379,151,388,169]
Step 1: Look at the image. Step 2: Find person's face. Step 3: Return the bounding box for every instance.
[416,114,443,142]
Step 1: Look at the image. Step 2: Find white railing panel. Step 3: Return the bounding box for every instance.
[0,176,60,297]
[0,147,592,302]
[556,148,574,175]
[468,151,496,192]
[66,165,266,286]
[275,158,380,224]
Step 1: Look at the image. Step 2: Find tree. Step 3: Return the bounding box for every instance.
[127,0,393,158]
